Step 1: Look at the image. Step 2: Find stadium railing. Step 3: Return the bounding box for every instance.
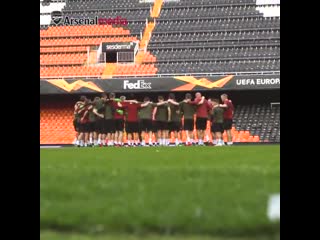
[40,70,280,80]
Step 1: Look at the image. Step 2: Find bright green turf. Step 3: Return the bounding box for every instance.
[40,145,279,239]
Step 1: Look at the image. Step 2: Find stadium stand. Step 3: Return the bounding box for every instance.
[40,0,280,78]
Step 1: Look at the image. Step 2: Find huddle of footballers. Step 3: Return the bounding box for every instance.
[73,92,234,147]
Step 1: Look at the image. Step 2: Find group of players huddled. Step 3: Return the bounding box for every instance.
[73,92,234,147]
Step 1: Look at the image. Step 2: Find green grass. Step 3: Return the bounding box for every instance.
[40,145,280,240]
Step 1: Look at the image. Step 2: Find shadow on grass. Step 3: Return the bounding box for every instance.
[41,221,279,238]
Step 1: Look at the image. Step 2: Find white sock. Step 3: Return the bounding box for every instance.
[142,140,146,146]
[127,140,131,145]
[75,140,79,145]
[89,137,93,144]
[175,138,179,145]
[149,138,152,144]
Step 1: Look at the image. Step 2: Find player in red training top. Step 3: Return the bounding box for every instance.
[218,94,234,145]
[187,92,212,146]
[120,96,143,147]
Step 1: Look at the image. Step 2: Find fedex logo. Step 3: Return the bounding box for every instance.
[123,80,152,90]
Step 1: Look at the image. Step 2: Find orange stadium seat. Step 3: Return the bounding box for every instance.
[40,103,76,144]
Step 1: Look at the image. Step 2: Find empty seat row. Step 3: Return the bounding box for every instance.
[41,25,130,37]
[156,59,280,73]
[62,10,150,20]
[40,53,87,65]
[113,64,158,76]
[64,0,148,10]
[40,65,105,77]
[151,46,279,62]
[163,0,256,7]
[154,18,280,32]
[40,46,88,53]
[160,6,260,19]
[40,36,138,47]
[151,30,280,42]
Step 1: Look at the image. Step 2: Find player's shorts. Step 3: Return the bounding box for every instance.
[79,122,90,133]
[168,121,181,132]
[211,123,224,133]
[223,119,233,130]
[114,119,124,132]
[183,118,194,131]
[88,122,96,132]
[95,118,104,133]
[73,119,80,132]
[103,119,115,134]
[155,121,168,131]
[152,120,157,133]
[139,119,153,132]
[126,121,139,133]
[196,117,208,130]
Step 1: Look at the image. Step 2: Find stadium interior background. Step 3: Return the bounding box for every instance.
[40,0,280,145]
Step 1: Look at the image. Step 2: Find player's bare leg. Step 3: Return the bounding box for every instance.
[140,131,146,146]
[166,130,169,145]
[148,131,153,145]
[215,132,223,146]
[174,131,179,146]
[77,132,84,147]
[197,130,202,145]
[133,132,139,146]
[89,132,93,146]
[118,131,123,146]
[133,132,137,145]
[127,133,132,146]
[211,132,216,145]
[84,132,89,147]
[157,130,162,146]
[162,131,167,146]
[115,131,119,145]
[226,130,233,145]
[93,131,98,146]
[73,132,79,145]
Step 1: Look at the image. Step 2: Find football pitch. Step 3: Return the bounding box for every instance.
[40,145,280,240]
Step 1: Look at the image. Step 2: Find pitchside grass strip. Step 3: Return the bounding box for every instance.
[40,146,279,238]
[40,231,280,240]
